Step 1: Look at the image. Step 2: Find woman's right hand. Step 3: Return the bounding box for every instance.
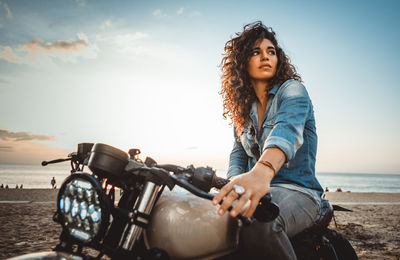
[213,164,274,218]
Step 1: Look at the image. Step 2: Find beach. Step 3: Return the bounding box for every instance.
[0,190,399,259]
[324,192,400,259]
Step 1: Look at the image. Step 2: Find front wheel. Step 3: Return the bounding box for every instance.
[7,251,84,260]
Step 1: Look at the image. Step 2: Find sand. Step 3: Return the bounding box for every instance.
[0,189,399,259]
[324,192,400,260]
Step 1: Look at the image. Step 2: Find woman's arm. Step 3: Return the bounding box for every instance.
[213,147,285,218]
[264,81,311,162]
[227,129,248,179]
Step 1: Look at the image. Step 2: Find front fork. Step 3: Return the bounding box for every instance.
[119,181,161,251]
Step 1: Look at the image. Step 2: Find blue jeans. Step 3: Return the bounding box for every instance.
[240,186,320,259]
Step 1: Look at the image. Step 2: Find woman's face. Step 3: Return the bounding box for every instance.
[247,38,278,82]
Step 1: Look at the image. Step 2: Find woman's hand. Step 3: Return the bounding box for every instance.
[212,164,275,218]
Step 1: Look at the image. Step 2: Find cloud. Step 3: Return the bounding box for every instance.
[0,33,98,64]
[4,3,12,18]
[152,8,166,18]
[0,46,21,63]
[77,32,89,43]
[100,19,113,30]
[75,0,86,7]
[0,140,70,164]
[152,9,161,16]
[19,34,98,62]
[177,7,184,15]
[0,145,13,152]
[97,32,148,55]
[0,128,69,164]
[20,38,88,56]
[0,128,55,142]
[114,32,148,41]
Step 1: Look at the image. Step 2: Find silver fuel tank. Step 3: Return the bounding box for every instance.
[143,187,240,259]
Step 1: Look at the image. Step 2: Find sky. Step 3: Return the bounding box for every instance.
[0,0,399,174]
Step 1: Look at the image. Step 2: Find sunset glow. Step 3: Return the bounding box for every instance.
[0,0,399,174]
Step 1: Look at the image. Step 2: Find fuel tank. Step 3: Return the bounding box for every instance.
[143,187,240,259]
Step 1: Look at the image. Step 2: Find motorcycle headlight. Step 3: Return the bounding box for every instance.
[57,173,110,244]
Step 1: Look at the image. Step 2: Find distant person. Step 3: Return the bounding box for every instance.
[51,177,56,189]
[5,184,9,189]
[0,184,3,189]
[20,184,23,189]
[15,184,19,189]
[325,187,329,192]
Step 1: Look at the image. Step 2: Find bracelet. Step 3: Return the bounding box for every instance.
[257,160,276,175]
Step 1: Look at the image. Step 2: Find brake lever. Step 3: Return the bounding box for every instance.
[41,157,72,166]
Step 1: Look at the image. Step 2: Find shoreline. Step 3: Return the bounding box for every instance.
[323,191,400,203]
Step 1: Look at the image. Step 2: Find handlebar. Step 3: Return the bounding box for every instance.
[42,145,279,224]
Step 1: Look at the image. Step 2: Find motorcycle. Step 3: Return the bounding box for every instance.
[8,143,357,260]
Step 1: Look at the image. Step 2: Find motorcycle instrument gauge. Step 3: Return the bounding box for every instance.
[57,173,110,245]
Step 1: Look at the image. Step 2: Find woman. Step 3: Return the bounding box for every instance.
[212,22,324,259]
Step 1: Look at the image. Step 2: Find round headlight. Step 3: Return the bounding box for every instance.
[64,196,71,213]
[71,199,79,217]
[79,201,88,220]
[57,173,110,244]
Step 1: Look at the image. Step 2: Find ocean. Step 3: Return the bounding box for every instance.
[0,164,399,192]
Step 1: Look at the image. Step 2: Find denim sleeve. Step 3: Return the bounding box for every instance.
[263,81,311,161]
[227,128,248,179]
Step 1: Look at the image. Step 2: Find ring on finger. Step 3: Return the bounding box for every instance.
[233,184,245,197]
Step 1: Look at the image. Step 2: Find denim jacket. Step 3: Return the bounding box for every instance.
[227,79,323,197]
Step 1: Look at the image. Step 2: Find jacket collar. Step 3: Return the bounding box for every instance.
[269,83,280,96]
[249,83,280,122]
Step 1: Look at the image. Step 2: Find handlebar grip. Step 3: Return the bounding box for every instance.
[211,176,230,189]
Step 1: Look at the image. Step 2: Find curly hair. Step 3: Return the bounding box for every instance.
[220,21,302,138]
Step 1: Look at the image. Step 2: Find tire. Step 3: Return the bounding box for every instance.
[324,229,358,260]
